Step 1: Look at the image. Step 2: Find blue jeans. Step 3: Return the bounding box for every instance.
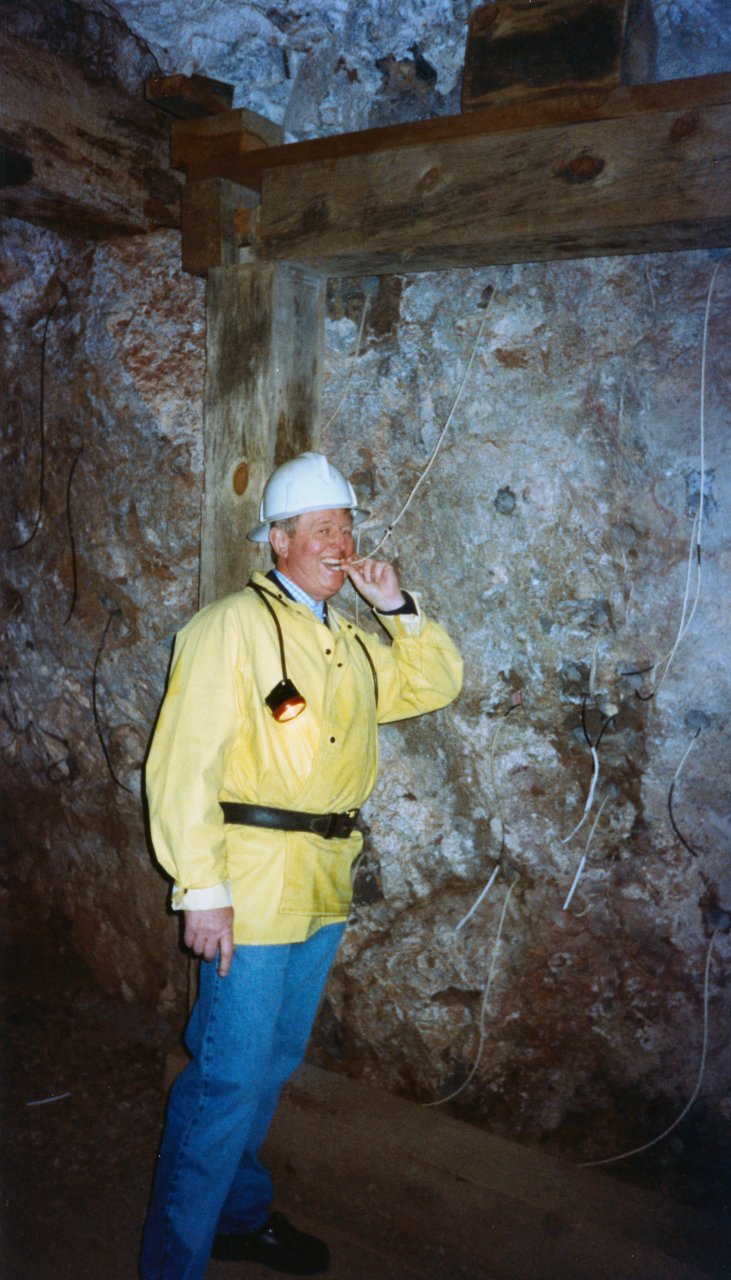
[139,922,345,1280]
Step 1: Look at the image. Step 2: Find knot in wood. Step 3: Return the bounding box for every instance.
[555,150,606,184]
[417,166,441,193]
[670,111,699,142]
[232,460,249,496]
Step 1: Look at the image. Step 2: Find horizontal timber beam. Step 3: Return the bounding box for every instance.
[173,73,731,275]
[0,33,181,236]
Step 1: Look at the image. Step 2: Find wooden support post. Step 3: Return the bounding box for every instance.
[201,262,325,607]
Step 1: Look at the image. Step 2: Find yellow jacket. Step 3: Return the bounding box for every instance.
[146,570,463,943]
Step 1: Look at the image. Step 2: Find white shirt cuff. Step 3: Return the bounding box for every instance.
[172,880,233,911]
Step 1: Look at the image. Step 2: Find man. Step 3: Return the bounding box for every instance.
[140,452,462,1279]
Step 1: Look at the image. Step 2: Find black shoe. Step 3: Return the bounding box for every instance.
[211,1212,330,1275]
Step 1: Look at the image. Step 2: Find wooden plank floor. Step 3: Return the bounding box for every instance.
[5,933,728,1280]
[205,1063,730,1280]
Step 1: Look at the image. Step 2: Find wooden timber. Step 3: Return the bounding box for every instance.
[172,110,283,277]
[462,0,656,111]
[171,73,731,276]
[181,178,260,277]
[201,263,325,605]
[0,33,180,235]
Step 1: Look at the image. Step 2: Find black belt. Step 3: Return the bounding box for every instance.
[221,801,359,840]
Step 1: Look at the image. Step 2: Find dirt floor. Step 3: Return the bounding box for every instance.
[2,937,729,1280]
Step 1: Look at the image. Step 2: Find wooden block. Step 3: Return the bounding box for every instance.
[462,0,656,111]
[145,73,234,119]
[181,177,259,278]
[171,108,285,177]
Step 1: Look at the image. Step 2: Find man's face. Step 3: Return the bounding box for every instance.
[270,509,355,602]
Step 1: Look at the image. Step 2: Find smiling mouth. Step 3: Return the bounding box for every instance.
[322,558,345,570]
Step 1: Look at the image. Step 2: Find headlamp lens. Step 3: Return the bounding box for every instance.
[266,678,306,722]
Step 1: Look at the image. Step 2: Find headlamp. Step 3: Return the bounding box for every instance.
[249,581,307,723]
[265,677,306,722]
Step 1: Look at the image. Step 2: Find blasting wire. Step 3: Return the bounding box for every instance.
[10,300,59,551]
[352,290,495,563]
[562,794,609,912]
[561,745,599,845]
[579,927,719,1168]
[647,514,701,699]
[455,701,522,931]
[64,448,83,625]
[629,261,723,700]
[321,295,369,433]
[455,864,500,933]
[697,259,722,553]
[668,729,703,858]
[425,878,517,1109]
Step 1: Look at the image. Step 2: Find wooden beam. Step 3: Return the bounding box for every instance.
[172,74,729,190]
[172,73,730,275]
[201,263,325,606]
[258,79,731,273]
[0,33,180,234]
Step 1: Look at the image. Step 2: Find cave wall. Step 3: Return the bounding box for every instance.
[313,256,730,1171]
[1,0,729,1174]
[1,219,205,1019]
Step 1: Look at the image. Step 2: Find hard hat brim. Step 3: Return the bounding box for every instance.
[247,504,371,543]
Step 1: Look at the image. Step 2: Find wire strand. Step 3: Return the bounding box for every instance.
[426,878,517,1108]
[561,746,599,845]
[562,793,609,912]
[10,300,59,551]
[626,261,724,699]
[63,448,83,625]
[668,729,703,858]
[455,864,500,933]
[352,291,496,563]
[580,927,719,1168]
[455,697,523,931]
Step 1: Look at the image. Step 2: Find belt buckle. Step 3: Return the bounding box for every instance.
[311,813,335,839]
[334,811,357,838]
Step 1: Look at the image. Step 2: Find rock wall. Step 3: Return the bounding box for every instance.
[312,256,731,1175]
[110,0,731,136]
[2,0,729,1183]
[1,219,205,1019]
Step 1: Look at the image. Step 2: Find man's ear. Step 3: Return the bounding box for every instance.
[269,526,289,562]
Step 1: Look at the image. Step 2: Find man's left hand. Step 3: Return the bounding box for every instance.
[344,557,406,612]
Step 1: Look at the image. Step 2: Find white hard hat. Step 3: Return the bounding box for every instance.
[248,452,370,542]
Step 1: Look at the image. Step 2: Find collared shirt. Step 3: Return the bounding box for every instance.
[272,569,328,624]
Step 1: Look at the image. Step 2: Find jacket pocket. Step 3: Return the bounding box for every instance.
[278,832,361,916]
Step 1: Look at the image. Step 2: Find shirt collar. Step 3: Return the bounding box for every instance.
[270,570,328,624]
